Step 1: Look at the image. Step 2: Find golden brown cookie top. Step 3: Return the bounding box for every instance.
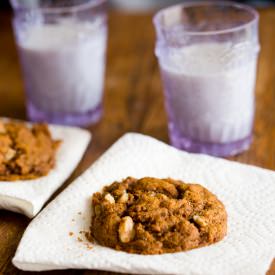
[0,120,61,181]
[90,177,227,255]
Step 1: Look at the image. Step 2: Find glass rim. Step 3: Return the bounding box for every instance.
[153,1,259,36]
[10,0,106,14]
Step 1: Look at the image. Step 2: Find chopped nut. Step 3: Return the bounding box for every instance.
[193,215,208,227]
[77,237,83,242]
[94,205,101,216]
[158,193,168,200]
[5,148,16,161]
[0,122,6,134]
[118,190,129,203]
[104,193,115,204]
[119,216,135,243]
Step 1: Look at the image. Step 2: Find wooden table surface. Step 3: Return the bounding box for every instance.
[0,8,274,275]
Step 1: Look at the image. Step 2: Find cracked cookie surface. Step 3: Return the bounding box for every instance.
[0,120,61,181]
[90,177,227,254]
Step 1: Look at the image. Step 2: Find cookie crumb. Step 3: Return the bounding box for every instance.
[76,230,94,250]
[69,232,74,237]
[85,243,93,250]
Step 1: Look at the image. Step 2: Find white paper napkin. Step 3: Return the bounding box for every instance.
[13,133,275,274]
[0,122,91,218]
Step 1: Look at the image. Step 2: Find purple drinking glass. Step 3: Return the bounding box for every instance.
[153,1,260,157]
[11,0,107,126]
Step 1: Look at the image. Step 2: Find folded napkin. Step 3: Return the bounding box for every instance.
[13,133,275,274]
[0,122,91,218]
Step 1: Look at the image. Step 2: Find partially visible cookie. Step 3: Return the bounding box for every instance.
[90,177,227,255]
[0,120,61,181]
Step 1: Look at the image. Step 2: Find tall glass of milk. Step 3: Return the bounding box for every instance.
[10,0,107,126]
[154,2,260,157]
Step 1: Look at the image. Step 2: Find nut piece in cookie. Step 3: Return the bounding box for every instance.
[90,177,227,255]
[119,216,135,243]
[0,122,6,134]
[104,193,115,204]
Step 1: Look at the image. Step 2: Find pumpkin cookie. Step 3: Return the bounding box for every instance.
[90,177,227,254]
[0,120,61,181]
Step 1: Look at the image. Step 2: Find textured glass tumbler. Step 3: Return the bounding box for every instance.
[154,2,260,157]
[11,0,107,126]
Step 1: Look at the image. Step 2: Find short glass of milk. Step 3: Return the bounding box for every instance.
[153,2,260,157]
[11,0,107,126]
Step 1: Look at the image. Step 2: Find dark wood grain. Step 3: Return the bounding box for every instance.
[0,8,274,275]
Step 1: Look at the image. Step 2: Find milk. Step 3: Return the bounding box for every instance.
[159,42,258,144]
[17,19,106,114]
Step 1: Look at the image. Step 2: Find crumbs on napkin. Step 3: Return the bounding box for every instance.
[68,228,93,251]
